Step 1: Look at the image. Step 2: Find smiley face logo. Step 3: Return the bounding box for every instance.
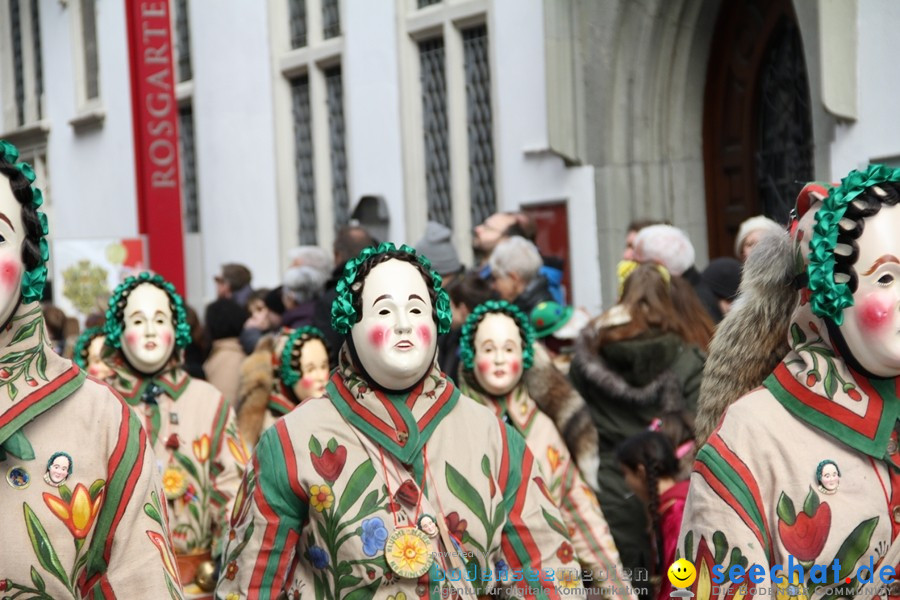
[668,558,697,588]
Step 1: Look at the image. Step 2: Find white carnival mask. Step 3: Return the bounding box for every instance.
[120,283,176,374]
[0,179,25,325]
[350,259,437,390]
[472,312,524,396]
[292,338,330,401]
[839,204,900,377]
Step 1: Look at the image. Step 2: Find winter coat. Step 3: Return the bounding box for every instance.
[569,325,705,577]
[203,337,246,407]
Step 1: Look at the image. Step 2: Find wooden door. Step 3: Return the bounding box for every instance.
[703,0,813,258]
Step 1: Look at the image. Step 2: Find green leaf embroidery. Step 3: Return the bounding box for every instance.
[189,502,201,522]
[481,455,491,478]
[831,517,879,582]
[226,522,255,563]
[58,484,72,504]
[30,565,46,592]
[23,503,69,590]
[803,486,820,516]
[336,460,376,519]
[11,319,39,345]
[343,578,381,600]
[172,450,200,481]
[144,501,162,525]
[0,350,28,364]
[777,491,796,525]
[790,323,807,346]
[541,507,568,538]
[309,435,323,457]
[9,381,17,400]
[446,463,488,528]
[36,351,47,381]
[712,531,728,565]
[327,437,338,453]
[824,369,837,399]
[338,574,363,589]
[89,479,105,501]
[683,530,694,561]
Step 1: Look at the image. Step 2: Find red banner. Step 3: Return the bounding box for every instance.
[125,0,186,293]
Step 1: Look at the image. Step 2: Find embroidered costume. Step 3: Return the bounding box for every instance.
[680,169,900,599]
[0,304,184,598]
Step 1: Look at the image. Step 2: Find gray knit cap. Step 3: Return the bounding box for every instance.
[414,221,462,276]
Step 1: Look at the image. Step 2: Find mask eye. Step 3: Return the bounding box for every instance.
[378,309,390,316]
[878,273,894,287]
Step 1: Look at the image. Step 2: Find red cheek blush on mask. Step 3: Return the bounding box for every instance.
[476,358,492,374]
[368,326,387,349]
[125,331,142,347]
[417,325,432,346]
[0,260,20,290]
[509,360,521,375]
[856,294,893,333]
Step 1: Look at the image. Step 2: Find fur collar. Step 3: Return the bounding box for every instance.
[236,334,277,448]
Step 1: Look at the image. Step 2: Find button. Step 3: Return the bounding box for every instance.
[889,440,899,455]
[892,505,900,524]
[397,431,408,444]
[887,580,900,595]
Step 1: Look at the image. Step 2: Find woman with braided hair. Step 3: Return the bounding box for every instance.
[457,300,635,600]
[235,325,330,448]
[616,431,686,600]
[218,243,579,600]
[680,166,900,599]
[72,325,114,381]
[0,140,184,597]
[103,272,249,599]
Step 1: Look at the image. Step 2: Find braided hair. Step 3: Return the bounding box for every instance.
[616,431,679,576]
[0,155,47,301]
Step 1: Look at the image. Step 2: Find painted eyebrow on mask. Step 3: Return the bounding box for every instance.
[862,254,900,276]
[373,294,392,305]
[0,212,14,231]
[409,294,425,302]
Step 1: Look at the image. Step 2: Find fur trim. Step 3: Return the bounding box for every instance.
[572,326,685,412]
[526,343,600,491]
[236,334,276,448]
[694,229,796,448]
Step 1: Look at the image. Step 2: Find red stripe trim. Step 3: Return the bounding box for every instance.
[275,420,308,502]
[773,363,882,438]
[498,421,510,489]
[707,434,773,558]
[376,392,408,438]
[211,398,227,457]
[0,364,80,428]
[693,460,768,557]
[399,379,425,409]
[333,375,397,439]
[417,381,454,432]
[248,454,282,597]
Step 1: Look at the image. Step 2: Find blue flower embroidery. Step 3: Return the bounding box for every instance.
[360,517,388,557]
[308,545,329,569]
[496,560,509,580]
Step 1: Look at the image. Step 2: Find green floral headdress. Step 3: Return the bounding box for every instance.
[104,272,192,349]
[73,326,105,369]
[459,300,535,371]
[331,242,452,335]
[0,140,49,304]
[280,326,326,387]
[808,164,900,325]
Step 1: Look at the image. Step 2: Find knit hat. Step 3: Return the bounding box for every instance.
[414,221,462,276]
[702,257,742,300]
[734,215,782,258]
[530,301,573,338]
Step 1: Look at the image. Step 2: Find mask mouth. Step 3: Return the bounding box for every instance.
[393,339,415,351]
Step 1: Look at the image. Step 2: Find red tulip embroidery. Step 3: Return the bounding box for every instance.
[777,487,831,565]
[309,435,347,483]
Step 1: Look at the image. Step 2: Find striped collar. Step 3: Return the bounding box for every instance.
[108,359,191,406]
[459,379,537,438]
[327,345,459,463]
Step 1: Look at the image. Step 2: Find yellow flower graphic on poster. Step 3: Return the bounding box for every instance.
[62,260,109,315]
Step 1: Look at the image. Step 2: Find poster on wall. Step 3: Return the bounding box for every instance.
[51,238,147,322]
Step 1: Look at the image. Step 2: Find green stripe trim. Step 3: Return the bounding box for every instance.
[210,399,229,458]
[256,426,308,585]
[0,370,85,444]
[696,444,771,562]
[85,406,143,578]
[764,373,899,458]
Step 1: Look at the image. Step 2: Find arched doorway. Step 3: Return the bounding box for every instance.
[703,0,813,258]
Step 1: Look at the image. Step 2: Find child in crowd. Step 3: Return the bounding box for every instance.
[617,431,689,600]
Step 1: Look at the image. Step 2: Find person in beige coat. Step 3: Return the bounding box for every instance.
[202,298,248,407]
[0,140,183,598]
[680,168,900,598]
[104,273,248,599]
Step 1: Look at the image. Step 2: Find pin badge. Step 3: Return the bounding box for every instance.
[7,466,31,489]
[43,451,73,487]
[816,459,840,495]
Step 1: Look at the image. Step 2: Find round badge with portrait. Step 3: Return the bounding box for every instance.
[384,527,435,579]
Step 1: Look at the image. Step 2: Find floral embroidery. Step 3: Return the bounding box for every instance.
[144,489,182,599]
[445,512,468,539]
[308,545,330,569]
[776,487,831,565]
[387,531,430,574]
[309,435,347,483]
[547,446,561,473]
[162,465,188,500]
[555,541,574,563]
[42,483,103,539]
[786,323,860,400]
[360,517,389,557]
[309,484,335,512]
[192,434,210,463]
[224,561,239,580]
[388,593,407,600]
